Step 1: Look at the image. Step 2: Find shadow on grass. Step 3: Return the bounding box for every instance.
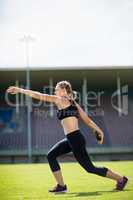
[56,189,131,197]
[54,191,100,196]
[67,191,101,197]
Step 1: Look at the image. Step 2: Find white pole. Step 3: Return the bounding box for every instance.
[82,77,88,114]
[20,35,35,163]
[15,80,19,114]
[49,77,54,117]
[117,76,122,117]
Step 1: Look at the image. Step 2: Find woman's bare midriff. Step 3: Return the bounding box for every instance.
[61,117,79,135]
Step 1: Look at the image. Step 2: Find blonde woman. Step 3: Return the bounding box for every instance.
[7,81,128,193]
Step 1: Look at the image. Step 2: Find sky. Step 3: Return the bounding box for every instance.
[0,0,133,68]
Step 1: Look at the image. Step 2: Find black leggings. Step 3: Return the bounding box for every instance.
[47,130,108,177]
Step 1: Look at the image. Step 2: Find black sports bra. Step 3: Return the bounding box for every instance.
[57,101,79,120]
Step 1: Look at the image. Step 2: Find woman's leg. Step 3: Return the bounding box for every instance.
[47,138,72,186]
[106,169,123,182]
[52,170,65,186]
[67,131,123,181]
[67,131,128,190]
[74,147,127,189]
[73,146,109,177]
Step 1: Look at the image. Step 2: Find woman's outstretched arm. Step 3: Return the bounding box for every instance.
[6,86,59,103]
[75,102,104,144]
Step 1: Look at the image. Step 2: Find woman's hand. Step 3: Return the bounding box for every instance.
[93,129,104,144]
[6,86,20,95]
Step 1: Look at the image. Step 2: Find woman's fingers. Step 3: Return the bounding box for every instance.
[6,86,14,93]
[6,86,19,94]
[6,87,12,93]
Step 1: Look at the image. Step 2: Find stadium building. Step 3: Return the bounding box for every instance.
[0,67,133,163]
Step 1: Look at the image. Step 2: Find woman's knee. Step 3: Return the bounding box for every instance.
[47,151,55,162]
[47,151,60,172]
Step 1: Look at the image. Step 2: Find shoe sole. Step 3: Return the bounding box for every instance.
[54,189,68,194]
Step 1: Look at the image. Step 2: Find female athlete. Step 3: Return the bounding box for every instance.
[7,80,128,193]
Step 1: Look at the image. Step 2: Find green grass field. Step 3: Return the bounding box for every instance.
[0,161,133,200]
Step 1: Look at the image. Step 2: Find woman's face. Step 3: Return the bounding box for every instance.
[54,85,67,97]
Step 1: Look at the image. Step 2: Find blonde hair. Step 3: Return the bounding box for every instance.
[56,80,77,100]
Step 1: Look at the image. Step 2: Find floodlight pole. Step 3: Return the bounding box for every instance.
[83,77,88,114]
[117,76,122,117]
[20,35,35,163]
